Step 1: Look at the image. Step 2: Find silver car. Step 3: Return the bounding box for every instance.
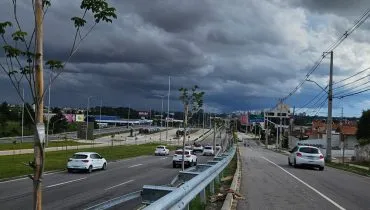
[288,146,325,171]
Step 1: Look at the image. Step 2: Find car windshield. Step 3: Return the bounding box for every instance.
[156,146,165,149]
[205,146,212,149]
[299,147,319,154]
[72,154,88,159]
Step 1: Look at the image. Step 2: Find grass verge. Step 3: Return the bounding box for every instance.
[189,151,237,210]
[326,162,370,177]
[0,140,92,151]
[0,143,176,180]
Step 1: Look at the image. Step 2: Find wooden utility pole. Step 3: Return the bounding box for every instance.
[34,0,45,209]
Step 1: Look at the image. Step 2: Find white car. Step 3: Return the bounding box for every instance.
[172,149,197,168]
[215,144,222,151]
[193,144,204,153]
[203,146,215,156]
[288,146,325,170]
[155,145,169,156]
[184,144,193,150]
[67,152,107,173]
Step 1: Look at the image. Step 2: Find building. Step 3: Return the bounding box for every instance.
[264,103,291,129]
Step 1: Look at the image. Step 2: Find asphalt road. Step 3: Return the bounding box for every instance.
[0,131,223,210]
[237,138,370,210]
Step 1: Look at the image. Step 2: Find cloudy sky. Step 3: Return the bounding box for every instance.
[1,0,370,116]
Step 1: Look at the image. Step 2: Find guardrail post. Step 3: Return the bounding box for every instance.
[210,180,215,194]
[200,188,206,204]
[215,174,220,183]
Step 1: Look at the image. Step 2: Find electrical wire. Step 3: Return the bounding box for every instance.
[281,8,370,103]
[333,67,370,85]
[334,80,369,96]
[335,85,370,98]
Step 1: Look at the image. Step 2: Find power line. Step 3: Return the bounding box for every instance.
[335,85,370,98]
[281,8,370,103]
[333,67,370,85]
[333,73,369,90]
[334,80,369,96]
[294,85,328,112]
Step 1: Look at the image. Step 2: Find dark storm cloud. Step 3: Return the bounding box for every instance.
[1,0,369,114]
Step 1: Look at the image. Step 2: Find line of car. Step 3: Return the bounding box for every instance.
[287,145,325,171]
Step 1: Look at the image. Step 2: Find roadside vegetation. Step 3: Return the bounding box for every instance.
[0,143,176,179]
[326,162,370,177]
[189,152,237,210]
[0,140,92,151]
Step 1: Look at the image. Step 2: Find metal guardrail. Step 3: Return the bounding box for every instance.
[142,146,236,210]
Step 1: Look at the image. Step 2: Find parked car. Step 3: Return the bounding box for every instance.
[154,145,169,156]
[193,144,204,152]
[203,146,215,156]
[67,152,107,173]
[184,144,193,150]
[215,144,222,151]
[172,149,197,168]
[288,146,324,170]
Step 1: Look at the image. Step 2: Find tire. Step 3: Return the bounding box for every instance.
[293,159,298,168]
[67,168,73,173]
[194,159,197,166]
[102,163,107,170]
[88,165,93,173]
[173,162,176,168]
[288,158,292,166]
[319,166,324,171]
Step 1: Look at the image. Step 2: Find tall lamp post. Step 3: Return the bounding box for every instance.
[154,94,166,142]
[86,96,96,142]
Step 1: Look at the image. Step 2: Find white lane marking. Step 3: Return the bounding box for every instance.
[160,157,168,160]
[128,164,143,168]
[105,179,134,191]
[0,170,66,184]
[261,156,346,210]
[45,177,87,189]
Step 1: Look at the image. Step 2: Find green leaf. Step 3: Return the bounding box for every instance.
[71,17,87,28]
[42,0,51,8]
[46,60,64,70]
[0,21,12,35]
[3,45,23,57]
[20,66,33,75]
[11,30,28,42]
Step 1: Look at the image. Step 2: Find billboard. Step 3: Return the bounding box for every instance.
[248,113,264,123]
[240,114,248,125]
[138,111,149,116]
[75,114,85,122]
[63,114,75,123]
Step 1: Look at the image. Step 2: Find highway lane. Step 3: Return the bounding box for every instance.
[237,138,370,210]
[0,130,223,210]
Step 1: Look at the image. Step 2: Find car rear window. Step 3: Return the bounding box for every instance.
[175,150,189,155]
[299,147,319,154]
[72,154,88,159]
[205,146,212,149]
[157,146,165,149]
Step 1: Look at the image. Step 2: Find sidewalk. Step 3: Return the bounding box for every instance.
[0,128,208,156]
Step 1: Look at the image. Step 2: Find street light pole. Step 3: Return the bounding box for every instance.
[99,99,102,132]
[21,87,24,143]
[86,96,94,141]
[46,74,52,146]
[166,76,170,141]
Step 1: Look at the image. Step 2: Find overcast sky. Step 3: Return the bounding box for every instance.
[1,0,370,117]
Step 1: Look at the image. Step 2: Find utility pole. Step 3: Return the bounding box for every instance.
[34,0,44,209]
[21,87,24,143]
[99,99,102,132]
[326,51,333,162]
[202,107,205,135]
[265,113,268,148]
[279,100,283,150]
[213,119,216,152]
[127,104,130,128]
[166,76,170,141]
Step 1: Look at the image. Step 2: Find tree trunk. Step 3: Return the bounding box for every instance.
[34,0,45,209]
[182,105,188,171]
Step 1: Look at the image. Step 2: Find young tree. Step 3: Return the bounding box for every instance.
[356,109,370,146]
[0,1,116,209]
[179,85,204,171]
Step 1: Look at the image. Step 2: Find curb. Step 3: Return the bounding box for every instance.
[221,146,242,210]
